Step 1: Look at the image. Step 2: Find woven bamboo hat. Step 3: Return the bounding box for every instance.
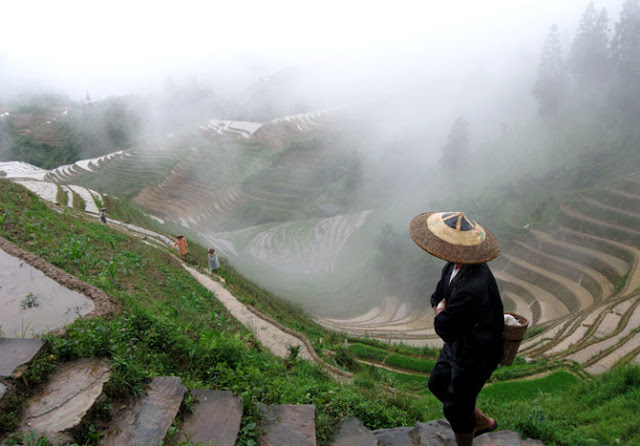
[409,211,499,264]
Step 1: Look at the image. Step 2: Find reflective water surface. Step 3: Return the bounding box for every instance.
[0,248,94,338]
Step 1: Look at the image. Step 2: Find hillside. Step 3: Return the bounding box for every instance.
[0,105,386,315]
[2,160,640,444]
[0,179,558,444]
[1,99,640,443]
[2,94,640,369]
[3,100,640,331]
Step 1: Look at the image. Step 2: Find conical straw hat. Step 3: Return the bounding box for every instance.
[409,211,499,264]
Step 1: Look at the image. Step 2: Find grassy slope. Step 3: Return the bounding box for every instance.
[2,179,640,445]
[0,180,431,444]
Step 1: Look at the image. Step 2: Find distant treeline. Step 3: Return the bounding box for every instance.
[0,96,141,169]
[533,0,640,121]
[0,82,226,169]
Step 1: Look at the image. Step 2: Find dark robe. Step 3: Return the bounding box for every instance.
[428,261,504,433]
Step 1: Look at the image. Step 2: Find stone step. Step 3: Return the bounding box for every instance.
[410,419,458,445]
[372,425,415,445]
[370,418,545,446]
[259,403,317,445]
[3,357,550,446]
[475,430,544,445]
[0,338,46,378]
[18,358,111,444]
[101,376,186,446]
[179,389,243,446]
[333,416,376,445]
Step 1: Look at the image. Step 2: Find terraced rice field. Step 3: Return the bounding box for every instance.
[5,106,639,375]
[0,161,49,180]
[1,162,105,215]
[315,173,640,372]
[220,210,372,274]
[46,151,126,183]
[2,108,68,146]
[200,119,263,138]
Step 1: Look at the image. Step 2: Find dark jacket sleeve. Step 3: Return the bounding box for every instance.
[430,263,450,307]
[434,290,474,343]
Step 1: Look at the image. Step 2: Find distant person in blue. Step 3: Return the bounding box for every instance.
[207,248,220,274]
[410,211,504,446]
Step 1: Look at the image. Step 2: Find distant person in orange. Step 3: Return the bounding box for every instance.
[173,235,188,259]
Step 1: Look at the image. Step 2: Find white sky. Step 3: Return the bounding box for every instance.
[0,0,625,100]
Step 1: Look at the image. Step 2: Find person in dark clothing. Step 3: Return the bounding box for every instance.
[409,211,504,446]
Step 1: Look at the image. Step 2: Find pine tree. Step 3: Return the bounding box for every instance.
[568,2,611,86]
[612,0,640,81]
[440,117,469,171]
[611,0,640,113]
[533,25,568,118]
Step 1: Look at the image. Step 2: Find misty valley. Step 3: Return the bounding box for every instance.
[1,1,640,443]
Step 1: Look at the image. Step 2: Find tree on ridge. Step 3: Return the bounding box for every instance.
[611,0,640,114]
[568,2,611,88]
[533,24,568,118]
[440,117,470,172]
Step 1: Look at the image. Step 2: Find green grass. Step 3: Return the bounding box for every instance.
[386,353,435,373]
[500,365,640,445]
[481,370,580,401]
[347,343,388,362]
[346,342,436,374]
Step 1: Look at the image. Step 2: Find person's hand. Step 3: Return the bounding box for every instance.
[434,299,446,317]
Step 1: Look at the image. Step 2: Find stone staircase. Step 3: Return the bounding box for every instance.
[0,339,543,445]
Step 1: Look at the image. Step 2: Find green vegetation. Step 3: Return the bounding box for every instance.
[482,370,580,401]
[346,342,436,374]
[0,94,145,170]
[0,180,431,444]
[512,365,640,445]
[1,131,80,170]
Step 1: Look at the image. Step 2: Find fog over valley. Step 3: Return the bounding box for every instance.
[2,0,638,337]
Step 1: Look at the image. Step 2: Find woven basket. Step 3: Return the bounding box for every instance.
[500,312,529,366]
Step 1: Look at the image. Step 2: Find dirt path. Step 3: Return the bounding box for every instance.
[184,264,314,360]
[182,264,353,380]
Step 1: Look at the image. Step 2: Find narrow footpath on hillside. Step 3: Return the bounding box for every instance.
[0,209,350,381]
[101,213,353,379]
[184,264,314,360]
[182,264,351,380]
